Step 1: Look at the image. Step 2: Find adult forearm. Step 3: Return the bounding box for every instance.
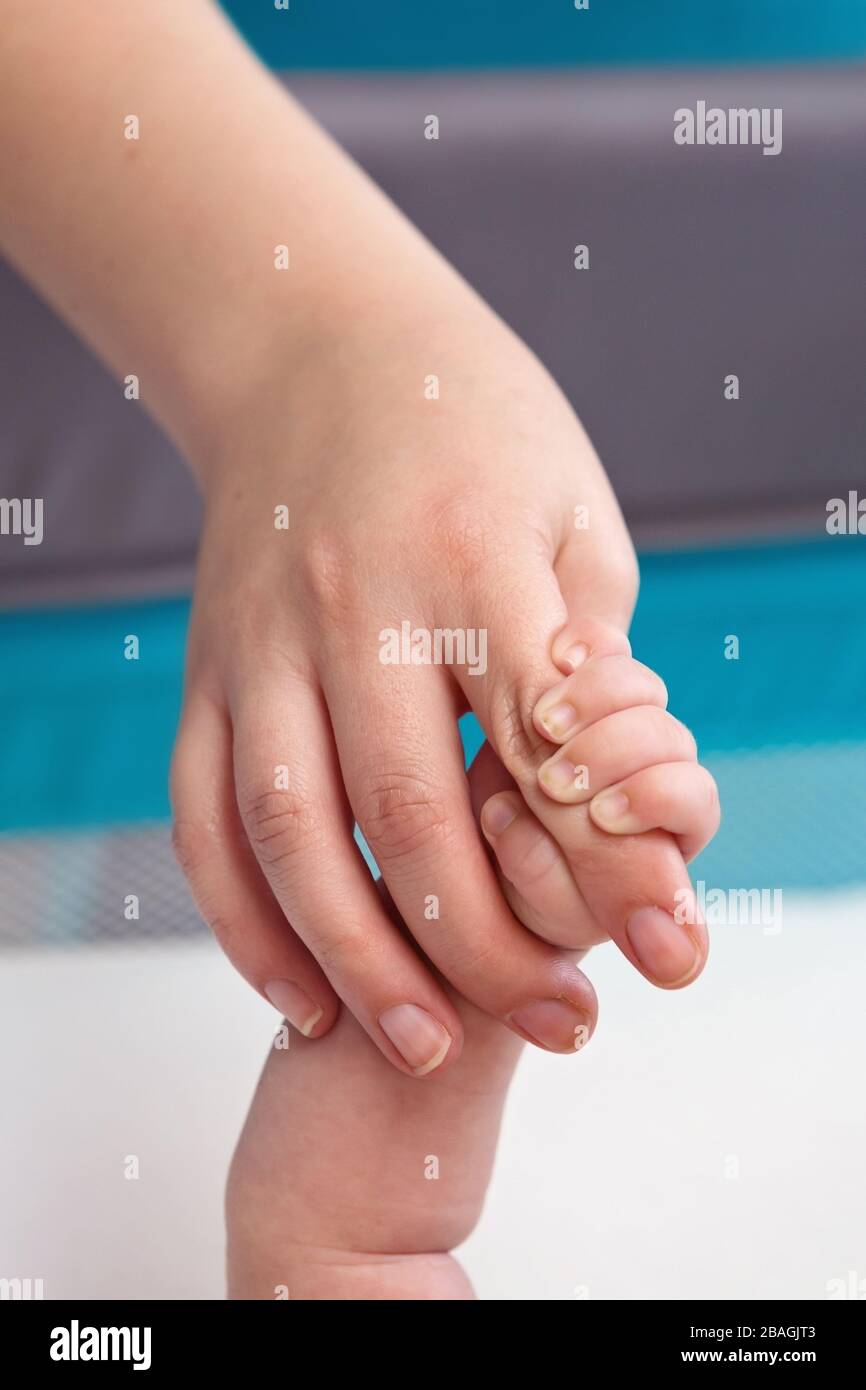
[0,0,461,465]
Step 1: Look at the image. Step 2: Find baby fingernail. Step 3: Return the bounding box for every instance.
[562,642,589,671]
[539,754,579,793]
[590,789,630,827]
[538,701,579,739]
[379,1004,452,1076]
[626,907,698,985]
[509,999,593,1053]
[264,979,324,1037]
[482,797,518,837]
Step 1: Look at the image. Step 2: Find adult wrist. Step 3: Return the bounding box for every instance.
[183,262,485,496]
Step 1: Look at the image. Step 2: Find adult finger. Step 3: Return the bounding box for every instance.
[231,673,465,1078]
[322,655,598,1056]
[170,689,338,1038]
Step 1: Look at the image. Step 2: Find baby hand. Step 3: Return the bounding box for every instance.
[475,618,719,989]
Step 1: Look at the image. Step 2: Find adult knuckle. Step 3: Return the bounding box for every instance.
[595,542,641,617]
[357,767,452,861]
[205,910,248,962]
[427,489,493,577]
[239,787,318,870]
[299,530,359,620]
[169,823,246,955]
[615,549,641,610]
[447,930,501,983]
[170,816,212,881]
[307,921,372,976]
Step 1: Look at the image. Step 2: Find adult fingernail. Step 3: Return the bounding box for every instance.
[590,789,630,827]
[562,642,589,671]
[264,980,324,1037]
[537,701,579,740]
[509,999,593,1053]
[379,1004,452,1076]
[626,907,698,985]
[482,796,518,837]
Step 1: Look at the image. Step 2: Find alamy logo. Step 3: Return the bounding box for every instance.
[674,101,782,156]
[0,1276,43,1299]
[50,1320,152,1371]
[0,496,43,545]
[379,621,488,676]
[826,491,866,535]
[674,879,782,935]
[826,1271,866,1300]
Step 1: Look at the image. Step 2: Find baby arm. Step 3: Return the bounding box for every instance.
[226,701,718,1300]
[226,974,524,1301]
[226,749,591,1300]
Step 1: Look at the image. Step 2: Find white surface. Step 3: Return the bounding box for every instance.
[1,888,864,1301]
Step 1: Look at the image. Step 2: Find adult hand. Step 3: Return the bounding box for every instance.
[170,277,704,1078]
[0,0,710,1077]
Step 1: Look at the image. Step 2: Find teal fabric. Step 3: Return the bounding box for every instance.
[0,598,188,833]
[220,1,866,70]
[2,537,865,888]
[462,535,866,759]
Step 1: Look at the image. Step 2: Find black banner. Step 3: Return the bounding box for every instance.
[2,1299,862,1374]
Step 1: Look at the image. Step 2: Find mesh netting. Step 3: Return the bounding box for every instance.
[1,738,864,947]
[0,824,202,947]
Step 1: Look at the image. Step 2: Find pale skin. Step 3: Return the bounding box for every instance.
[227,742,715,1300]
[0,5,719,1067]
